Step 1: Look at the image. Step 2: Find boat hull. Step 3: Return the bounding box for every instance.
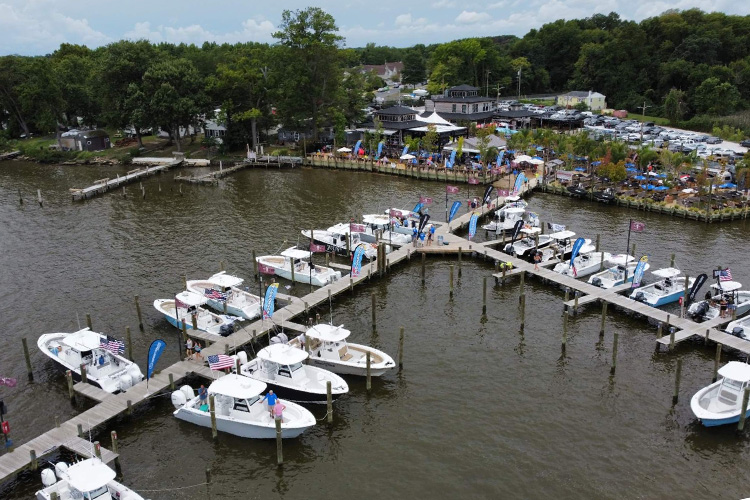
[306,345,396,377]
[173,406,309,438]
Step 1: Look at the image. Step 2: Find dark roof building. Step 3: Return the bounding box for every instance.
[425,84,496,124]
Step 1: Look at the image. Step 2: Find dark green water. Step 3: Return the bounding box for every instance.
[1,161,749,499]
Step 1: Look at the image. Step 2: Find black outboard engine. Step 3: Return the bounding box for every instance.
[635,291,645,302]
[592,277,602,288]
[690,301,709,320]
[731,327,745,338]
[219,324,234,337]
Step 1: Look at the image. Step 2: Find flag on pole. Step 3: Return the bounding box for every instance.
[99,336,125,354]
[207,354,235,371]
[446,185,460,194]
[350,223,365,233]
[719,268,733,282]
[204,289,227,301]
[496,189,509,197]
[419,196,433,204]
[548,222,566,232]
[310,242,326,253]
[0,377,18,387]
[468,177,480,185]
[630,220,645,232]
[468,213,479,239]
[175,297,188,309]
[351,244,366,277]
[258,262,276,275]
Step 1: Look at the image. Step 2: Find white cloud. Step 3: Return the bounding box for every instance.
[431,0,456,7]
[123,17,276,45]
[455,11,491,24]
[394,13,428,27]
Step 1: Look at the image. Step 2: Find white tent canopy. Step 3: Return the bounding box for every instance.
[415,112,453,126]
[337,147,352,152]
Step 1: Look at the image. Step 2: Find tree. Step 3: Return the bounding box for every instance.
[272,7,343,142]
[142,57,208,151]
[402,46,427,85]
[663,88,687,124]
[422,124,439,153]
[692,77,741,115]
[475,128,494,166]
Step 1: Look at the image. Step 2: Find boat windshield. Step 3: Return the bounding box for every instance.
[722,378,744,392]
[83,486,109,499]
[289,362,303,372]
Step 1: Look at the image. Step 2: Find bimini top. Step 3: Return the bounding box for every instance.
[549,230,576,240]
[305,323,351,343]
[281,247,312,260]
[503,207,526,215]
[651,267,681,278]
[65,457,116,492]
[505,195,521,202]
[520,227,541,235]
[257,343,309,365]
[207,272,244,288]
[327,222,356,235]
[711,281,742,292]
[175,290,208,307]
[718,361,750,383]
[208,373,266,399]
[607,254,635,267]
[62,329,102,351]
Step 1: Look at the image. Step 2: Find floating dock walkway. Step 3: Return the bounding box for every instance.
[174,156,303,184]
[70,158,184,201]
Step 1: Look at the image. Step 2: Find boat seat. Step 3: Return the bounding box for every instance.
[340,353,353,361]
[718,390,737,405]
[338,346,348,358]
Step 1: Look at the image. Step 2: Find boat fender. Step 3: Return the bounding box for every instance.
[54,462,69,479]
[41,468,57,487]
[171,390,187,409]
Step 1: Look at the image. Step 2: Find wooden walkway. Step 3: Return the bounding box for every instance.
[0,150,21,161]
[70,159,183,201]
[174,156,305,184]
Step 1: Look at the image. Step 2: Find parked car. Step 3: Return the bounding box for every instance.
[740,139,750,147]
[706,136,722,144]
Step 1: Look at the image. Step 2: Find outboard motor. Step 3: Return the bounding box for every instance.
[171,389,187,409]
[732,327,745,338]
[592,277,602,288]
[270,332,289,345]
[128,364,143,382]
[54,462,69,479]
[118,374,133,392]
[634,291,645,303]
[219,324,234,337]
[41,468,57,487]
[180,385,195,400]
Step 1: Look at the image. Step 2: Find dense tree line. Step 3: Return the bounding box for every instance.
[2,8,750,150]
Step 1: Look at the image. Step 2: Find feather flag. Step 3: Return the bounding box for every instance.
[482,185,494,206]
[351,244,366,277]
[448,201,461,222]
[376,141,384,159]
[412,202,424,215]
[146,339,166,381]
[568,238,586,275]
[631,256,649,288]
[262,283,279,319]
[468,213,478,239]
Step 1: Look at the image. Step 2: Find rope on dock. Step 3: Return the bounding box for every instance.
[136,481,209,492]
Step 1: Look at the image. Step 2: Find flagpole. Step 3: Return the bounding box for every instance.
[624,219,632,282]
[445,188,448,222]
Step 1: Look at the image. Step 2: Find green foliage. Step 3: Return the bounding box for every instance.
[597,161,628,183]
[711,125,745,142]
[422,125,439,153]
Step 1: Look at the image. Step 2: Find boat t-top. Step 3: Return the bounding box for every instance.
[503,227,551,259]
[553,251,611,278]
[240,343,349,403]
[687,281,750,322]
[37,328,143,393]
[171,373,316,439]
[186,271,262,320]
[301,227,378,259]
[536,231,592,262]
[289,323,396,377]
[482,207,539,233]
[256,247,342,287]
[153,290,240,337]
[587,254,649,289]
[691,361,750,427]
[360,214,413,245]
[36,456,146,499]
[629,268,695,307]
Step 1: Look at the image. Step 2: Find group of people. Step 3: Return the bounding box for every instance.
[185,338,203,360]
[411,224,436,247]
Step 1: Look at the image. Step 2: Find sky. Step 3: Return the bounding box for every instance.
[0,0,746,56]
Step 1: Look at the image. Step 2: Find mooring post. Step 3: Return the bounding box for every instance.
[111,430,121,472]
[30,449,38,471]
[275,417,283,465]
[134,295,144,331]
[252,250,258,279]
[519,271,525,300]
[209,395,218,439]
[595,234,600,252]
[573,291,579,315]
[449,265,454,298]
[345,232,351,258]
[610,332,619,375]
[205,469,212,500]
[657,322,663,339]
[22,337,33,380]
[681,276,690,318]
[739,388,750,431]
[325,252,330,268]
[168,373,175,391]
[182,275,187,290]
[77,423,83,438]
[669,328,675,351]
[326,380,333,424]
[704,328,710,343]
[421,252,426,285]
[66,369,74,401]
[125,327,133,361]
[562,309,568,352]
[219,260,225,272]
[482,276,487,316]
[349,277,353,294]
[94,441,101,459]
[563,288,569,313]
[191,313,198,331]
[631,243,636,257]
[86,313,92,330]
[398,326,405,370]
[670,253,675,268]
[458,247,462,277]
[672,358,682,405]
[520,294,526,332]
[37,189,43,207]
[502,262,507,283]
[371,293,377,333]
[599,301,608,339]
[55,415,59,428]
[713,344,722,382]
[18,188,22,204]
[80,363,88,384]
[127,400,132,416]
[290,259,295,285]
[366,351,372,391]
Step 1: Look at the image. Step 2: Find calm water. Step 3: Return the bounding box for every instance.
[1,161,749,499]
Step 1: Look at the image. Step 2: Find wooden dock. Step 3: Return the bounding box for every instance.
[70,158,183,201]
[174,156,304,184]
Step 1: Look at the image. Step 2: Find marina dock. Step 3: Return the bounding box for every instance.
[174,156,303,184]
[70,158,184,201]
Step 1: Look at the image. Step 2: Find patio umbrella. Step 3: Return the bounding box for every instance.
[337,147,352,152]
[574,167,586,172]
[529,158,544,165]
[400,154,416,160]
[515,155,532,162]
[654,186,668,191]
[719,182,737,189]
[634,175,646,180]
[625,162,635,167]
[656,173,667,178]
[532,156,543,160]
[591,161,601,166]
[626,167,637,172]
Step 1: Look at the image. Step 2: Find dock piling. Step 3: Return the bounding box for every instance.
[739,388,750,431]
[673,358,682,405]
[421,253,426,285]
[366,351,372,391]
[670,253,675,267]
[631,243,636,257]
[205,469,212,500]
[599,302,608,339]
[18,188,22,205]
[669,328,675,351]
[30,450,37,471]
[610,332,619,375]
[520,294,526,332]
[713,344,722,382]
[209,395,218,439]
[398,326,405,369]
[600,252,605,271]
[681,277,689,318]
[77,424,83,438]
[326,381,333,424]
[458,247,462,277]
[482,276,487,316]
[66,370,74,401]
[94,441,101,459]
[275,417,283,465]
[449,265,454,298]
[111,431,121,473]
[519,271,525,300]
[21,338,33,381]
[80,363,87,384]
[595,234,600,252]
[191,313,198,331]
[86,313,92,330]
[134,295,143,331]
[127,400,132,416]
[562,310,568,353]
[37,189,43,207]
[169,373,174,391]
[573,291,579,314]
[371,293,377,333]
[126,327,132,361]
[252,250,258,279]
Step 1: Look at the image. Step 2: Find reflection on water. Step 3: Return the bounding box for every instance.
[1,162,749,498]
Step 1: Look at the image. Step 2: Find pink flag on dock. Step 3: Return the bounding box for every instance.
[258,262,276,275]
[446,185,460,194]
[468,177,480,185]
[309,242,326,253]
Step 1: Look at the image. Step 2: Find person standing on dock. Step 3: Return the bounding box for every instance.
[194,341,202,360]
[186,338,194,359]
[428,225,435,246]
[412,226,418,247]
[533,252,541,271]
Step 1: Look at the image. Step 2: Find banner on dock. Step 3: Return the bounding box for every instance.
[351,244,366,277]
[146,339,166,381]
[262,283,279,319]
[376,142,384,159]
[446,185,459,194]
[482,185,494,206]
[631,256,649,288]
[687,273,708,305]
[412,202,424,215]
[448,201,461,222]
[468,213,478,239]
[513,173,526,194]
[630,220,645,232]
[496,189,509,197]
[418,213,431,234]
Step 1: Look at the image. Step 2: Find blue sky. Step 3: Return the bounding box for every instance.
[0,0,745,56]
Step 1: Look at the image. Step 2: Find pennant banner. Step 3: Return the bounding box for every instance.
[511,220,524,241]
[354,140,362,154]
[376,141,384,159]
[402,145,409,156]
[146,339,167,381]
[418,213,431,234]
[446,185,459,194]
[412,202,424,215]
[351,244,366,277]
[468,214,479,240]
[513,173,527,194]
[631,255,649,288]
[448,201,462,222]
[262,283,279,319]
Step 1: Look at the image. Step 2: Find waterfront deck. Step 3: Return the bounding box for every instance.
[70,158,183,201]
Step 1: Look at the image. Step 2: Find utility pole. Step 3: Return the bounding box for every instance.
[639,101,651,144]
[517,68,522,99]
[485,69,491,98]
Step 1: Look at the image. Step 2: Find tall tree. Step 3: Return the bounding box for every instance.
[272,7,343,142]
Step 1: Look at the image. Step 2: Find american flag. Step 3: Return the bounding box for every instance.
[204,288,227,301]
[99,336,125,354]
[719,268,733,282]
[446,185,460,194]
[207,354,235,371]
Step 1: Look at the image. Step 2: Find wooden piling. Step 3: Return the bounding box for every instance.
[562,309,568,352]
[669,328,675,351]
[366,351,372,391]
[51,492,58,500]
[18,188,22,205]
[573,291,579,313]
[22,337,33,380]
[37,189,43,207]
[275,417,283,465]
[595,234,600,252]
[77,424,83,438]
[519,294,526,332]
[252,250,258,279]
[610,332,619,375]
[519,271,525,298]
[182,275,187,289]
[326,380,333,423]
[169,373,175,391]
[127,400,132,416]
[345,232,351,258]
[66,370,74,401]
[631,243,636,257]
[502,262,507,283]
[219,260,225,272]
[713,343,722,382]
[125,326,133,361]
[94,441,101,459]
[371,293,377,333]
[55,416,59,428]
[421,252,426,285]
[290,258,295,284]
[134,295,143,331]
[739,388,750,431]
[600,251,605,271]
[80,363,87,384]
[205,469,212,500]
[482,276,487,316]
[398,326,405,369]
[191,313,198,331]
[673,358,682,405]
[670,253,675,267]
[458,247,462,277]
[681,276,689,318]
[30,450,38,471]
[599,301,607,338]
[209,395,218,439]
[111,430,121,471]
[349,277,353,294]
[86,313,92,330]
[449,265,454,298]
